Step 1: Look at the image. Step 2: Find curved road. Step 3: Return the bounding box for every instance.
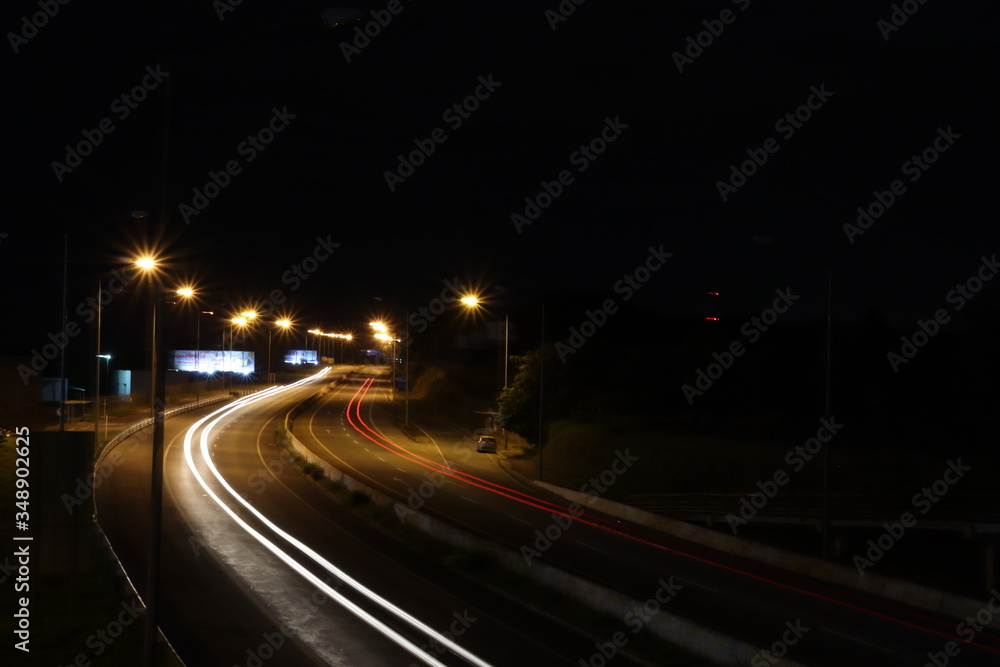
[292,368,1000,666]
[97,368,630,666]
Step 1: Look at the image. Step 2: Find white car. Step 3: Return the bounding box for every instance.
[475,435,497,453]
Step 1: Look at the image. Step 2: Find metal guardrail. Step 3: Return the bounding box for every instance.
[96,393,240,465]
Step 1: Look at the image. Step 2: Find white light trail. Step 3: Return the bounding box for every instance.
[181,370,491,666]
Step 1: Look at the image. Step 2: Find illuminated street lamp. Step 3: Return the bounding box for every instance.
[339,333,353,364]
[457,293,512,451]
[268,319,292,384]
[308,329,353,365]
[133,254,168,667]
[229,316,251,392]
[457,293,510,389]
[373,328,400,406]
[463,291,545,473]
[174,286,209,399]
[59,214,143,429]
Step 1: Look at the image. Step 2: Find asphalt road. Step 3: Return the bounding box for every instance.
[97,368,632,666]
[292,368,1000,666]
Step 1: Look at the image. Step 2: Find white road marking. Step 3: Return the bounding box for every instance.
[182,380,488,666]
[825,628,895,653]
[577,541,608,555]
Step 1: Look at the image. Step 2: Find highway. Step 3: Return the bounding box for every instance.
[293,368,1000,666]
[95,365,1000,665]
[97,367,624,666]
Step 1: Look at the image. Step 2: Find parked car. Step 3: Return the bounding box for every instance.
[475,435,497,453]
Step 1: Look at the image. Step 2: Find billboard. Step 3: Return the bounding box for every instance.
[284,349,318,365]
[170,350,255,373]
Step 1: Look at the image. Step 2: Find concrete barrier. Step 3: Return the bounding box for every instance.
[536,481,999,631]
[282,411,804,665]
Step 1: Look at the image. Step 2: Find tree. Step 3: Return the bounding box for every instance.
[498,348,542,444]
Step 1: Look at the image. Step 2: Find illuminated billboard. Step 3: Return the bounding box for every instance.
[284,349,318,365]
[170,350,255,374]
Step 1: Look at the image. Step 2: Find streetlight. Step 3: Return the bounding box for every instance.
[457,294,510,389]
[194,310,214,399]
[58,211,148,431]
[373,328,398,400]
[466,293,546,475]
[174,286,202,398]
[268,319,292,384]
[308,329,352,366]
[372,317,409,422]
[133,254,167,667]
[340,333,353,365]
[458,294,513,448]
[373,323,408,421]
[91,266,130,442]
[373,292,483,427]
[229,316,251,393]
[95,353,111,441]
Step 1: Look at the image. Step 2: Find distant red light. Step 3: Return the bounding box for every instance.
[705,317,720,321]
[708,292,720,295]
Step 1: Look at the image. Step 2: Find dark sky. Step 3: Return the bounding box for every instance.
[4,1,998,364]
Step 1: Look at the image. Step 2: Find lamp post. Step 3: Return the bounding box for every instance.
[337,334,353,365]
[466,294,545,476]
[174,287,199,398]
[133,255,167,667]
[93,277,102,441]
[372,329,400,402]
[457,295,512,447]
[822,270,833,560]
[229,316,251,393]
[58,212,149,431]
[268,319,292,384]
[195,310,214,400]
[538,304,545,482]
[94,353,111,440]
[405,317,409,425]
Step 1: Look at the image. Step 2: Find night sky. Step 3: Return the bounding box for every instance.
[3,1,998,372]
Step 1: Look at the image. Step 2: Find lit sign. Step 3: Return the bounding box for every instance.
[170,350,255,373]
[284,350,318,365]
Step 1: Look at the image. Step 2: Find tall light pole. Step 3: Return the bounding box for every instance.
[174,287,198,397]
[371,321,393,398]
[194,310,214,400]
[96,355,111,440]
[467,295,545,477]
[59,211,149,431]
[822,270,833,560]
[538,304,545,482]
[229,316,251,393]
[134,255,166,667]
[59,234,68,430]
[269,319,292,384]
[504,313,509,389]
[93,277,102,440]
[457,295,512,446]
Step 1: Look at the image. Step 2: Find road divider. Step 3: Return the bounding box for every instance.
[283,377,801,665]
